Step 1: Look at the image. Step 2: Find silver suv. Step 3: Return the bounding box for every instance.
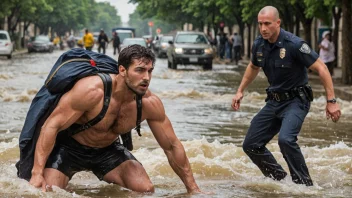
[167,31,213,70]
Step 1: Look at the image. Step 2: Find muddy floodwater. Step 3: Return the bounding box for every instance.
[0,48,351,197]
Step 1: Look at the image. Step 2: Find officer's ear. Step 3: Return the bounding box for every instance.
[277,18,281,27]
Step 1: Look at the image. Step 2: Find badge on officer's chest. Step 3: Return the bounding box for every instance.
[279,48,286,59]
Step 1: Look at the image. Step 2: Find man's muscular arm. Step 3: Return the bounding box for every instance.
[309,58,341,122]
[29,77,103,191]
[145,94,201,194]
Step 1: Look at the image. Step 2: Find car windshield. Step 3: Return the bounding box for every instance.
[161,36,173,42]
[123,39,146,47]
[176,34,207,44]
[35,36,50,42]
[0,33,8,40]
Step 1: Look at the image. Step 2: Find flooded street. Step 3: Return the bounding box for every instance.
[0,47,351,197]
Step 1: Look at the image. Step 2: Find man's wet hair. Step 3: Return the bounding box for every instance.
[118,44,155,70]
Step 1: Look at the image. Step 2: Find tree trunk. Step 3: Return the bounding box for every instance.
[246,23,251,59]
[200,21,204,32]
[7,13,15,36]
[302,18,313,47]
[341,0,352,84]
[22,21,31,48]
[295,8,300,36]
[235,15,245,55]
[212,10,218,36]
[332,7,342,66]
[281,7,294,32]
[0,18,4,30]
[295,3,313,45]
[314,18,318,51]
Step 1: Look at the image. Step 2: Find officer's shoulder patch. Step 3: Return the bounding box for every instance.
[299,43,311,54]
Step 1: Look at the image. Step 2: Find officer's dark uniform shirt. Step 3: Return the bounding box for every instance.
[251,28,319,92]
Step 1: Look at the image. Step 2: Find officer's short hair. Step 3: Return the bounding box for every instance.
[259,6,280,20]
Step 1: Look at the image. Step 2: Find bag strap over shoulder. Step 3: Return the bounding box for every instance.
[66,73,112,136]
[65,73,143,139]
[135,94,142,136]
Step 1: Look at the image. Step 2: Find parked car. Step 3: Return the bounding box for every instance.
[27,35,54,53]
[120,38,147,51]
[154,35,173,58]
[0,30,13,59]
[167,31,213,70]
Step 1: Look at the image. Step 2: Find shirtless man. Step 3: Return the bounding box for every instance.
[29,44,201,194]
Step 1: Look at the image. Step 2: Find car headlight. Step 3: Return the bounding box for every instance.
[161,43,168,49]
[175,48,183,54]
[204,48,213,54]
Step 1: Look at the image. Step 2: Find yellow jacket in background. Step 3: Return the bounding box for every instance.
[83,33,94,48]
[53,36,60,45]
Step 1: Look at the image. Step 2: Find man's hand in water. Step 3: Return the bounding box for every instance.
[29,173,52,192]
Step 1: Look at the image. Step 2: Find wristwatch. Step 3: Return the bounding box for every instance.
[327,98,337,104]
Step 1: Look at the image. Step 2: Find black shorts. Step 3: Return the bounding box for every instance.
[45,134,137,180]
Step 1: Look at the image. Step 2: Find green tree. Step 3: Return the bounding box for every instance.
[91,1,122,37]
[129,11,178,36]
[33,0,98,36]
[0,0,16,29]
[130,0,194,29]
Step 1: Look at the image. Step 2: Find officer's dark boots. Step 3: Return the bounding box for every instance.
[242,141,287,181]
[278,136,313,186]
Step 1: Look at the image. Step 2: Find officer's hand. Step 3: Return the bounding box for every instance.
[326,103,341,123]
[231,92,243,111]
[29,173,52,192]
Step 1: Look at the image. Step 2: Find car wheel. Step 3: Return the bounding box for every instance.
[203,62,212,70]
[7,54,12,59]
[28,49,32,53]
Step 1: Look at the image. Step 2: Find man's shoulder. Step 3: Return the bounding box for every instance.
[64,75,107,110]
[74,75,105,94]
[143,91,161,105]
[142,91,165,120]
[253,35,264,47]
[282,29,304,44]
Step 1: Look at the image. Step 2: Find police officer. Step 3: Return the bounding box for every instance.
[231,6,341,186]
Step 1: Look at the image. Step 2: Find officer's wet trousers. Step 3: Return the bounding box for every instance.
[242,96,313,186]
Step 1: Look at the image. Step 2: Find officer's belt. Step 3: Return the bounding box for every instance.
[266,87,305,102]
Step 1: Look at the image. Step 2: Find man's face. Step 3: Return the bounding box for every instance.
[124,59,154,96]
[258,12,280,42]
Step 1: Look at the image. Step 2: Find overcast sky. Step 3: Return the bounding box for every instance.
[96,0,137,23]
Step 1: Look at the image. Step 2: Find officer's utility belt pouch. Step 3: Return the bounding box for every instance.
[303,84,314,101]
[266,84,313,102]
[266,91,295,102]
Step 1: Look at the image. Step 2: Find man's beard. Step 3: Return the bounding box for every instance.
[125,80,147,96]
